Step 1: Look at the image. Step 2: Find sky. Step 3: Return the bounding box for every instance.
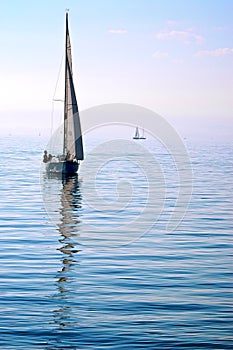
[0,0,232,140]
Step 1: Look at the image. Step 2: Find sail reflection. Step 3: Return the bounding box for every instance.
[57,175,82,240]
[44,174,82,331]
[57,176,81,328]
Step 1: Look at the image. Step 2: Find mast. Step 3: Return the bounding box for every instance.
[63,11,69,155]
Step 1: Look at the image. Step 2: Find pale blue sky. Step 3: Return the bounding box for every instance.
[0,0,232,140]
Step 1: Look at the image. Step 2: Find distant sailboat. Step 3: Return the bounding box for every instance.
[43,12,84,175]
[133,127,146,140]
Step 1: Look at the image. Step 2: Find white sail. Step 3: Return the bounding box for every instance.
[133,126,146,139]
[64,13,84,160]
[134,127,139,138]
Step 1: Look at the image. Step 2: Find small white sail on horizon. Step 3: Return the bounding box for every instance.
[133,126,146,140]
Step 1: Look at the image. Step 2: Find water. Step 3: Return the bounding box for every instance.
[0,135,232,349]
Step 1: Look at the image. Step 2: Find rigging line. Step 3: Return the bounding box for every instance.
[50,54,64,138]
[50,100,55,139]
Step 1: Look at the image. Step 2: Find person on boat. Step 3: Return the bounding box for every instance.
[48,154,53,161]
[65,151,74,161]
[65,151,70,161]
[43,150,48,163]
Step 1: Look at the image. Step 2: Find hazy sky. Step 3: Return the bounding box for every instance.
[0,0,232,140]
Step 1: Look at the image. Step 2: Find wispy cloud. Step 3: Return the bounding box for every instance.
[156,29,203,45]
[109,29,128,34]
[152,50,168,59]
[213,25,226,31]
[166,20,180,27]
[195,47,233,57]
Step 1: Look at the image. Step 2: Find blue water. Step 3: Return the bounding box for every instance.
[0,136,232,349]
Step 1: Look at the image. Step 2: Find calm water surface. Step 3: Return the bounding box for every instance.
[0,136,232,349]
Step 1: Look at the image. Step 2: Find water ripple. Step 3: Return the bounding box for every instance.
[0,137,232,349]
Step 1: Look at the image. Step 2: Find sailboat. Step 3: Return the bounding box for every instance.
[43,12,84,175]
[133,127,146,140]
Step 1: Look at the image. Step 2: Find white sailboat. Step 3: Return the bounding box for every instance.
[43,12,84,175]
[133,127,146,140]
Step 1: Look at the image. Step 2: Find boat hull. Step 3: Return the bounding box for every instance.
[46,161,79,175]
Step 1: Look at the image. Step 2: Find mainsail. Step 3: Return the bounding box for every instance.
[64,12,84,160]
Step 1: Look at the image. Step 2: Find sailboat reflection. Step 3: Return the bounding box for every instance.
[48,175,82,330]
